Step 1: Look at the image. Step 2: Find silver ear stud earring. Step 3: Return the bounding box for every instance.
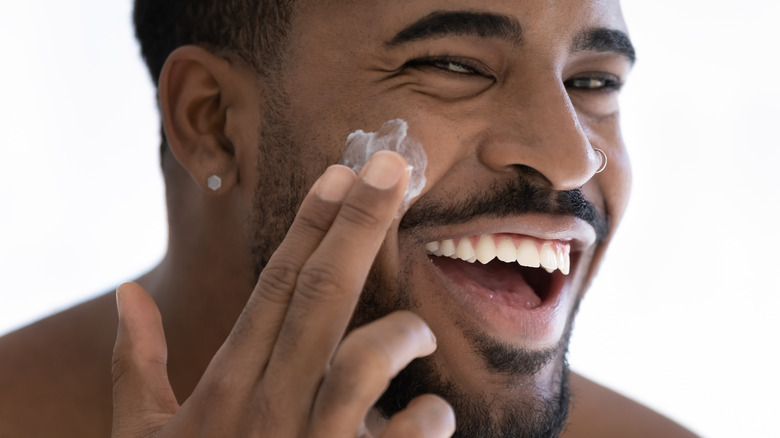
[207,175,222,191]
[593,148,608,174]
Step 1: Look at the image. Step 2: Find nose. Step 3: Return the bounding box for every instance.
[477,78,603,191]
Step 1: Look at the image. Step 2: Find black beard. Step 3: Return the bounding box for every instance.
[249,75,318,282]
[381,356,571,438]
[349,264,573,438]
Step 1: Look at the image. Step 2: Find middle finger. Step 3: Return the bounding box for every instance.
[263,151,411,406]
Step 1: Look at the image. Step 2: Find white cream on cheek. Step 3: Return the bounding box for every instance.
[341,119,427,213]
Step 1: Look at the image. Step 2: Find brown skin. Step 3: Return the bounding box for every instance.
[0,0,698,436]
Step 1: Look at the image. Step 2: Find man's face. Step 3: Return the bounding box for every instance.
[246,0,633,436]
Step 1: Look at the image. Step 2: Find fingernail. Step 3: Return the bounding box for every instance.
[316,165,355,202]
[363,151,405,190]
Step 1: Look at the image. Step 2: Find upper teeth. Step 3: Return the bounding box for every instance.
[425,235,571,275]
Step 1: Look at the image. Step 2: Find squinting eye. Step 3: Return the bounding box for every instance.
[566,74,623,91]
[431,60,475,74]
[400,56,496,100]
[405,56,491,78]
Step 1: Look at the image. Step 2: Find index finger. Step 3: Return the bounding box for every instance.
[207,165,357,376]
[264,151,411,393]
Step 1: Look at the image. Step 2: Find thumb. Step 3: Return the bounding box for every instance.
[112,282,179,437]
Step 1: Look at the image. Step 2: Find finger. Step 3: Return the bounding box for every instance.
[380,394,456,438]
[208,165,355,376]
[111,282,178,437]
[309,311,437,438]
[265,152,410,394]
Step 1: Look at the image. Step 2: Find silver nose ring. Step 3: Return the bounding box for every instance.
[594,147,608,174]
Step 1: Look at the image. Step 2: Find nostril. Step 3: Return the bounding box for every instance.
[513,165,552,187]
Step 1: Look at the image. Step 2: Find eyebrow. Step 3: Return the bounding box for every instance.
[386,11,636,65]
[572,28,636,64]
[385,11,524,47]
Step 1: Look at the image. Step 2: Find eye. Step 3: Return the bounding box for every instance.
[395,55,496,100]
[405,56,493,79]
[565,72,624,117]
[565,73,623,92]
[430,59,477,74]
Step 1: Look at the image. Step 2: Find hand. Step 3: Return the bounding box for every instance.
[111,151,456,437]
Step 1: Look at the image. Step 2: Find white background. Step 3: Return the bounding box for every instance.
[1,1,778,437]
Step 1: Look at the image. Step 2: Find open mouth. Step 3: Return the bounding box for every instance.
[425,234,571,309]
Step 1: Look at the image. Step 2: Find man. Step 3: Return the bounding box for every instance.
[0,0,698,436]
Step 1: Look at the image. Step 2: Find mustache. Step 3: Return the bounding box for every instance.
[399,176,609,243]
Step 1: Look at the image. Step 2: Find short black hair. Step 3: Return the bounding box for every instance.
[133,0,295,160]
[133,0,295,83]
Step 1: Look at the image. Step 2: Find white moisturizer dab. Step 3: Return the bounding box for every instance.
[341,119,428,213]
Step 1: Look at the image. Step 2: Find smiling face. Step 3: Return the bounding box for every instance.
[245,0,633,436]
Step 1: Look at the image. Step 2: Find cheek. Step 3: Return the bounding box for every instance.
[341,101,475,201]
[397,102,492,195]
[580,114,632,230]
[410,119,468,191]
[600,139,632,229]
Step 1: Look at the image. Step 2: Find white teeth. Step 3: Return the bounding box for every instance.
[496,237,517,263]
[425,241,441,256]
[560,249,570,275]
[540,242,558,273]
[556,248,568,275]
[455,238,476,261]
[426,235,571,275]
[516,239,541,268]
[440,239,456,258]
[475,235,497,264]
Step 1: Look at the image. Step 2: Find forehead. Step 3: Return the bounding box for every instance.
[291,0,628,50]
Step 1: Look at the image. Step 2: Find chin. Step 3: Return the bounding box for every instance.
[351,238,588,438]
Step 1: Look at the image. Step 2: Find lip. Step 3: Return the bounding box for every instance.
[413,214,594,347]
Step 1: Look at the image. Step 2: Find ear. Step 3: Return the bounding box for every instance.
[158,45,252,194]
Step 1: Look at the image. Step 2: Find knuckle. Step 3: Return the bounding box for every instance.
[294,210,333,236]
[110,352,129,386]
[257,257,301,301]
[337,330,393,380]
[295,265,345,303]
[110,345,167,386]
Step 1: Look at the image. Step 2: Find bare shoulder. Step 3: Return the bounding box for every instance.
[0,292,117,437]
[563,372,700,438]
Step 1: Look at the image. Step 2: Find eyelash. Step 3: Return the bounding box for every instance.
[565,74,624,92]
[406,56,492,78]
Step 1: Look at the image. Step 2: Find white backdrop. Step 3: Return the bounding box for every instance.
[1,2,778,437]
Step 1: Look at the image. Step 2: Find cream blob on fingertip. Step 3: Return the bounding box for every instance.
[341,119,427,214]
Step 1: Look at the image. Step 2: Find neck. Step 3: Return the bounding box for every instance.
[138,248,254,399]
[136,188,257,400]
